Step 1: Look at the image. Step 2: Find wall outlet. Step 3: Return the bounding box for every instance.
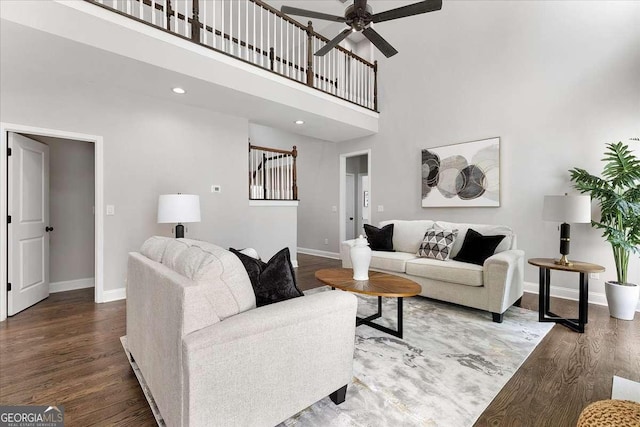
[106,205,115,215]
[377,205,384,212]
[324,238,329,245]
[211,185,221,193]
[331,205,337,212]
[589,273,599,280]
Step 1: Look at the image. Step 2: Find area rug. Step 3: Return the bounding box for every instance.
[122,288,553,426]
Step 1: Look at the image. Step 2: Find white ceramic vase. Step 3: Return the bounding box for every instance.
[605,281,639,321]
[350,235,372,281]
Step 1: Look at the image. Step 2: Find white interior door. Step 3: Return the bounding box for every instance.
[345,173,356,240]
[8,133,50,316]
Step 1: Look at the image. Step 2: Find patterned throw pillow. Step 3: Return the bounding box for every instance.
[416,228,458,261]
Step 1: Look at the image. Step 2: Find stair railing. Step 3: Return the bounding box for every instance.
[249,143,297,201]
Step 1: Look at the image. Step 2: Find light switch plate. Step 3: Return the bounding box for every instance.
[377,205,384,212]
[106,205,115,215]
[331,206,337,212]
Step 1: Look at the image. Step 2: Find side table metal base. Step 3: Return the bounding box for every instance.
[538,267,588,333]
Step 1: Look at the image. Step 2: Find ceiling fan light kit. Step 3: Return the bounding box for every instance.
[281,0,443,58]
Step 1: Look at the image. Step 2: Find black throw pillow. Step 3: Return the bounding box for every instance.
[453,229,505,266]
[230,247,303,307]
[363,224,395,252]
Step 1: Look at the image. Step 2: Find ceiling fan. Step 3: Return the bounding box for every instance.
[281,0,443,58]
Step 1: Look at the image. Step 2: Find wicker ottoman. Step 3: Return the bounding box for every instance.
[577,399,640,427]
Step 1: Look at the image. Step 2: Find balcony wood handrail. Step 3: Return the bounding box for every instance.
[85,0,378,111]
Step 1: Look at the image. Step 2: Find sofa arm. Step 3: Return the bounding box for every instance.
[182,290,358,427]
[483,249,525,314]
[340,239,357,268]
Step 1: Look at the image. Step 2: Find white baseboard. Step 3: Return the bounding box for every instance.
[291,260,299,268]
[102,287,126,302]
[297,247,340,260]
[50,277,94,293]
[524,281,640,312]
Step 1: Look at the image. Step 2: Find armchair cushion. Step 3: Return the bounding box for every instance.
[231,247,303,307]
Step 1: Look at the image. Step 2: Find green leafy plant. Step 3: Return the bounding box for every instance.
[569,140,640,284]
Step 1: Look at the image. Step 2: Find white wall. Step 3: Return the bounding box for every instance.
[31,135,95,284]
[1,71,297,294]
[303,2,640,298]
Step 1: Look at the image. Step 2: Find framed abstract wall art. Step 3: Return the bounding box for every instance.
[421,137,500,207]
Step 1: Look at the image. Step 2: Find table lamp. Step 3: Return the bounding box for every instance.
[157,194,201,238]
[543,194,591,266]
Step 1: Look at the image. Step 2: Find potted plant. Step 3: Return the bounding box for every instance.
[569,140,640,320]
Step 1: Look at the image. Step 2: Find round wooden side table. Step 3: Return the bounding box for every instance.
[528,258,605,333]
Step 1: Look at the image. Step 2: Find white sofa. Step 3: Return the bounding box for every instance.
[127,236,358,427]
[341,220,524,322]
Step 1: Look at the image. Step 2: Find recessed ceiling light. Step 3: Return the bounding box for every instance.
[295,120,305,125]
[172,87,186,94]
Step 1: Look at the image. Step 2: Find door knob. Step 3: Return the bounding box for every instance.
[45,226,54,232]
[349,217,354,220]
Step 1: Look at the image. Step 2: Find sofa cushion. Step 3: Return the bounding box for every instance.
[453,229,506,266]
[379,220,435,254]
[230,247,303,307]
[417,228,458,261]
[140,236,171,262]
[434,221,514,257]
[364,224,395,252]
[405,258,484,287]
[370,251,418,273]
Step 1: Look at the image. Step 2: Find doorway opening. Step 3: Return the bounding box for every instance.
[339,150,371,243]
[1,123,104,321]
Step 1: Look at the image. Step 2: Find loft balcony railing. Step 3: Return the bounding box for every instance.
[87,0,378,111]
[249,143,297,201]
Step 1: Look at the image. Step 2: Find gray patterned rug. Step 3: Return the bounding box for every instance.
[122,288,552,426]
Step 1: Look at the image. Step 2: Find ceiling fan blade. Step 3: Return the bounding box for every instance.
[371,0,442,24]
[281,6,346,23]
[354,0,368,12]
[315,28,352,56]
[362,27,398,58]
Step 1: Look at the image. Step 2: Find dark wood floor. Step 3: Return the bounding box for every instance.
[1,253,638,426]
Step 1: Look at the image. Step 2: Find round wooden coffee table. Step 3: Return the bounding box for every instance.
[315,268,421,339]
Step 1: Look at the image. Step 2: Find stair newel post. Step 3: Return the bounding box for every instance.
[269,47,275,71]
[373,60,378,111]
[166,0,172,31]
[191,0,200,42]
[292,145,298,200]
[306,21,314,87]
[262,153,268,199]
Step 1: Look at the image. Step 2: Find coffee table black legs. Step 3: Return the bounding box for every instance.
[356,296,404,339]
[538,267,588,333]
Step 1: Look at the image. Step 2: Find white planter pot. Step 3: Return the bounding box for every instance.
[350,235,372,281]
[605,281,639,321]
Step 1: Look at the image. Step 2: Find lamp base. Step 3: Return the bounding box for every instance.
[554,254,573,267]
[175,223,185,239]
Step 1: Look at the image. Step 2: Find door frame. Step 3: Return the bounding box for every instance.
[339,149,371,244]
[1,122,105,322]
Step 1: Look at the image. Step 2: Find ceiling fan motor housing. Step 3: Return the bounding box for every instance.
[345,4,373,31]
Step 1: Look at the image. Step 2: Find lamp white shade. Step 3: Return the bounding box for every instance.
[543,195,591,223]
[157,194,201,223]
